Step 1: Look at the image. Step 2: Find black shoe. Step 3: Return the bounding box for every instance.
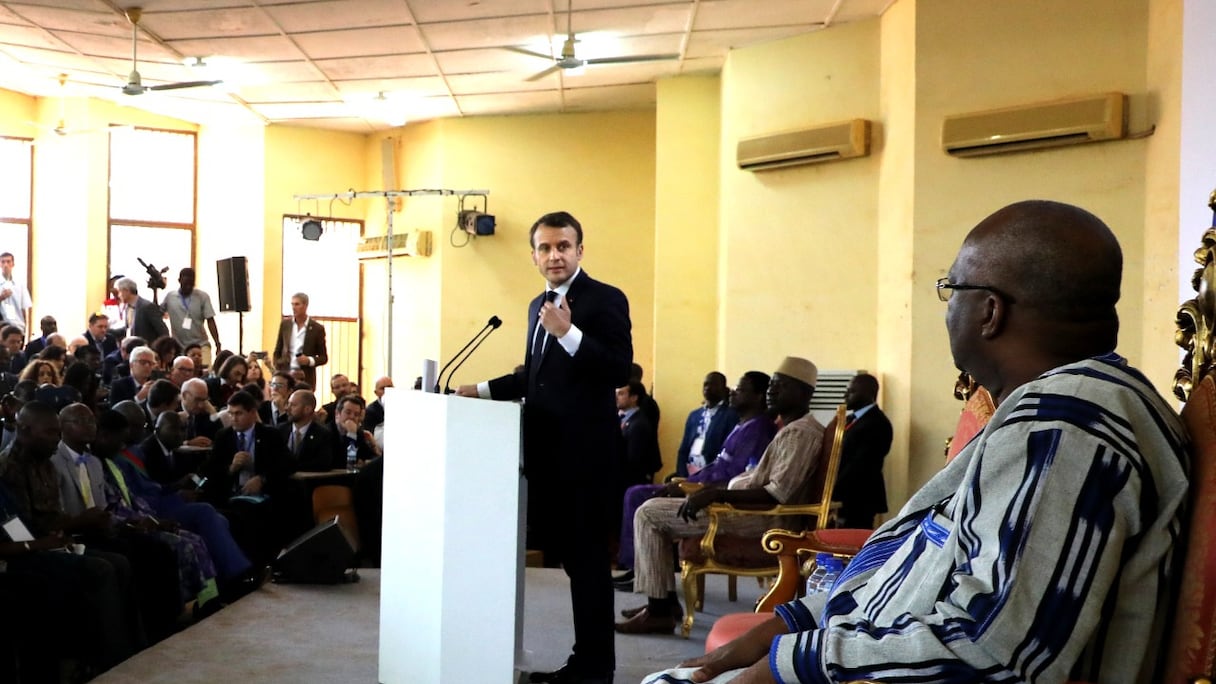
[613,579,634,592]
[611,569,634,583]
[528,663,612,684]
[620,601,684,621]
[222,565,270,603]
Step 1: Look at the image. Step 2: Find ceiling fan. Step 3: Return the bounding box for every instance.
[509,0,680,82]
[120,6,220,96]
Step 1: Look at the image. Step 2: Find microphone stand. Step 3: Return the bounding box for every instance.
[434,317,497,393]
[442,323,501,394]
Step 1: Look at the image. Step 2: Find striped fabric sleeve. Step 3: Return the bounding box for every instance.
[769,370,1181,683]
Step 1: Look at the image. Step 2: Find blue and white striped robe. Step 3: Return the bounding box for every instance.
[646,355,1189,684]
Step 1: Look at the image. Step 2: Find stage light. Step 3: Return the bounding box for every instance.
[301,219,324,241]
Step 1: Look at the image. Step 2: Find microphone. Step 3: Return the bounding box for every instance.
[443,316,502,394]
[434,315,501,393]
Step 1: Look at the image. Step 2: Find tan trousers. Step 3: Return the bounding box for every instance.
[632,497,772,599]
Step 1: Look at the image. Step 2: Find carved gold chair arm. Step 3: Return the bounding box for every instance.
[698,501,837,559]
[677,481,706,495]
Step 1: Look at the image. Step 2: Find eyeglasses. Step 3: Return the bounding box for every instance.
[935,277,1014,303]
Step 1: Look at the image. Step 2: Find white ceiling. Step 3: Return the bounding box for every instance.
[0,0,894,132]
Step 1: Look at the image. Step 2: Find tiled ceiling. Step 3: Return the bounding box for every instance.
[0,0,895,132]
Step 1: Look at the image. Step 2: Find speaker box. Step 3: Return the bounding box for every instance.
[272,517,356,584]
[216,257,251,313]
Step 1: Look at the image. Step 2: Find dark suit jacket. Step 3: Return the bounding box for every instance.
[330,427,377,470]
[361,398,385,432]
[280,421,336,472]
[185,411,220,442]
[833,406,894,527]
[258,400,290,427]
[200,423,293,503]
[108,375,140,405]
[23,336,47,358]
[129,296,168,342]
[272,317,327,388]
[140,434,196,487]
[486,270,632,486]
[674,403,739,477]
[620,409,661,484]
[82,330,119,358]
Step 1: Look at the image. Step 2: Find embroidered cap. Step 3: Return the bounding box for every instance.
[774,356,818,388]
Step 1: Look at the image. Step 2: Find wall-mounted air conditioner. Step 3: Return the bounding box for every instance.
[942,92,1127,158]
[737,119,871,171]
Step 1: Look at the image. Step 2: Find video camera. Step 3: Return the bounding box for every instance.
[137,257,169,292]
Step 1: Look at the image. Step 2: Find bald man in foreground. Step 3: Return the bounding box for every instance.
[644,200,1190,684]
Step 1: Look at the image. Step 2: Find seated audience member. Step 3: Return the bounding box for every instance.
[18,358,60,387]
[319,373,353,427]
[832,373,894,529]
[145,378,181,432]
[209,349,234,380]
[199,391,294,566]
[0,470,140,677]
[282,389,335,472]
[330,394,379,467]
[104,335,145,385]
[149,335,183,373]
[643,201,1191,684]
[619,357,824,635]
[675,371,738,478]
[35,343,68,379]
[77,404,222,612]
[74,341,104,376]
[67,335,90,357]
[63,361,100,412]
[52,404,183,642]
[23,314,57,357]
[363,375,392,433]
[259,371,294,426]
[613,371,775,589]
[631,362,662,429]
[206,353,247,407]
[168,355,194,387]
[183,343,205,378]
[83,312,119,359]
[100,409,259,601]
[244,355,270,401]
[617,380,662,487]
[109,345,156,405]
[180,377,220,445]
[2,325,26,373]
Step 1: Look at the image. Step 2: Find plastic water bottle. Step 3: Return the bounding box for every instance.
[346,441,358,472]
[805,553,842,596]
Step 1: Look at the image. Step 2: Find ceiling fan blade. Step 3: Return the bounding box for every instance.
[148,80,222,92]
[525,65,562,82]
[503,46,554,61]
[583,54,681,66]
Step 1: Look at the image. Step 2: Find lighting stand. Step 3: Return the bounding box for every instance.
[293,188,489,378]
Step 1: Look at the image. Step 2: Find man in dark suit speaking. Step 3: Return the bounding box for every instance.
[457,211,632,684]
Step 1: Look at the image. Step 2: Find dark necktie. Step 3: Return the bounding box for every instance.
[237,430,247,452]
[532,291,558,365]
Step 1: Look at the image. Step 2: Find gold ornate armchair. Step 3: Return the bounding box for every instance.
[675,404,848,638]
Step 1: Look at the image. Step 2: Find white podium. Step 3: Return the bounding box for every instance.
[378,389,525,684]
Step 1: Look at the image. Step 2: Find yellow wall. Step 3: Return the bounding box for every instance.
[653,75,721,474]
[717,20,881,381]
[260,124,368,379]
[355,112,657,397]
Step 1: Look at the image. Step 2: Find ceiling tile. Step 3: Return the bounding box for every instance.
[679,54,725,74]
[292,25,425,59]
[566,5,691,35]
[0,23,63,50]
[433,47,548,75]
[58,30,176,61]
[168,34,305,62]
[334,75,451,98]
[237,81,338,103]
[694,0,836,31]
[252,100,362,120]
[236,60,325,83]
[263,0,417,33]
[1,0,112,11]
[562,82,654,110]
[457,90,561,116]
[445,71,559,95]
[314,53,437,80]
[1,4,124,36]
[409,0,549,24]
[139,8,283,40]
[420,14,552,51]
[685,25,820,59]
[561,59,680,87]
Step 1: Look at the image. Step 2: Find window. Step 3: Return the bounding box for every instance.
[281,216,362,319]
[0,136,33,297]
[108,127,196,292]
